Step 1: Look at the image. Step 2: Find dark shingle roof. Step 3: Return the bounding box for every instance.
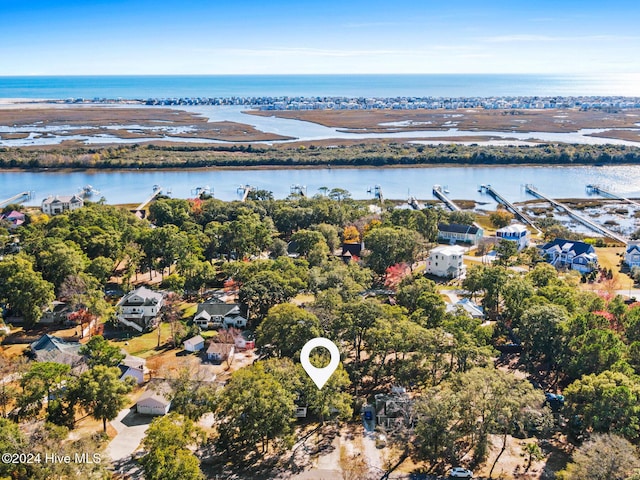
[438,223,480,235]
[540,238,595,256]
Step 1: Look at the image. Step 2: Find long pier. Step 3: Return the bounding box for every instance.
[586,184,640,207]
[525,184,628,244]
[479,184,541,233]
[0,191,33,208]
[432,185,461,212]
[237,184,256,202]
[133,186,163,216]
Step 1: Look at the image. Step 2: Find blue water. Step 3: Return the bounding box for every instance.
[2,74,640,100]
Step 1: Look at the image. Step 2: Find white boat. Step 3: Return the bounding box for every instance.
[79,185,100,197]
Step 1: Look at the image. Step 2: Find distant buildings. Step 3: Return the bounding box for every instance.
[437,223,484,245]
[115,287,164,332]
[0,210,25,229]
[426,245,466,279]
[496,223,530,251]
[539,239,598,273]
[41,195,84,216]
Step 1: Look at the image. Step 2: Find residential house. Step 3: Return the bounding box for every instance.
[29,334,86,370]
[626,241,640,269]
[445,298,485,320]
[206,342,235,363]
[217,329,255,350]
[118,354,146,385]
[39,301,70,325]
[193,300,247,329]
[41,195,84,216]
[338,242,364,263]
[115,287,164,332]
[0,210,25,229]
[374,387,413,429]
[437,223,484,245]
[184,335,205,352]
[539,238,598,273]
[136,387,171,415]
[426,245,466,279]
[496,223,530,251]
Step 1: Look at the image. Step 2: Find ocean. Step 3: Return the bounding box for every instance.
[1,74,640,100]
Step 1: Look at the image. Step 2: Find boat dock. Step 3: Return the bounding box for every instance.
[133,186,163,217]
[586,184,640,207]
[408,196,424,210]
[479,184,541,233]
[525,184,627,244]
[432,185,460,211]
[0,191,33,208]
[237,184,256,202]
[367,185,384,203]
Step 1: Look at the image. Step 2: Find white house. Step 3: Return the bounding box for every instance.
[426,245,466,279]
[496,223,530,251]
[446,298,485,320]
[184,335,205,352]
[626,242,640,269]
[115,287,164,332]
[193,301,247,329]
[206,342,235,363]
[41,195,84,216]
[118,354,146,385]
[539,238,598,273]
[136,388,171,415]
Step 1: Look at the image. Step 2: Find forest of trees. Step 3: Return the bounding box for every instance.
[2,192,640,479]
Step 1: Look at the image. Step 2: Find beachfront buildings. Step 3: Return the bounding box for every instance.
[496,223,530,251]
[426,245,466,279]
[437,223,484,245]
[539,239,598,273]
[115,286,164,332]
[41,195,84,216]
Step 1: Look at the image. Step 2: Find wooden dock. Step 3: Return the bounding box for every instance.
[432,185,460,211]
[479,184,541,233]
[237,185,256,202]
[586,184,640,207]
[0,191,33,208]
[133,186,163,217]
[525,184,627,244]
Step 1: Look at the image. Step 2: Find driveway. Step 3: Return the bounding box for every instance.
[105,407,153,463]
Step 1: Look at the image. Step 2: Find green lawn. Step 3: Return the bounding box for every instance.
[111,322,173,358]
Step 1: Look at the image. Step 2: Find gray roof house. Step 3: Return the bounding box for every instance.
[438,223,484,245]
[29,334,86,371]
[116,287,164,332]
[193,300,247,329]
[136,387,171,415]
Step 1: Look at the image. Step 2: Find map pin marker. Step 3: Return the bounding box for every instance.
[300,337,340,390]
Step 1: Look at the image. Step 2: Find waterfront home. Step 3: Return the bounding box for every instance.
[426,245,466,279]
[184,335,205,353]
[496,223,530,251]
[193,300,247,329]
[437,223,484,245]
[626,241,640,269]
[115,287,164,332]
[539,239,598,273]
[41,195,84,216]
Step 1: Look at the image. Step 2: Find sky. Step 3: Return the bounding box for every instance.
[1,0,639,75]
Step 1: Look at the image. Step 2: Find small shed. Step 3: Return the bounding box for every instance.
[136,388,171,415]
[184,335,205,352]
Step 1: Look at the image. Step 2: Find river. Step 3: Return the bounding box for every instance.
[2,164,640,208]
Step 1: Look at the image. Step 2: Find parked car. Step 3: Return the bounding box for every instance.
[449,467,473,478]
[363,410,373,421]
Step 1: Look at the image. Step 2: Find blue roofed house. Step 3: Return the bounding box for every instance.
[29,334,86,371]
[539,238,598,273]
[625,241,640,269]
